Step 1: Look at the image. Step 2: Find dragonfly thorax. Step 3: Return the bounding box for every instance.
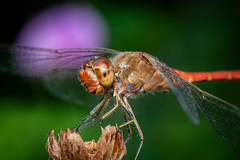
[112,52,169,96]
[78,57,115,95]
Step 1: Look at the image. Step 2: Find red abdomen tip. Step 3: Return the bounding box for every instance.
[174,69,240,83]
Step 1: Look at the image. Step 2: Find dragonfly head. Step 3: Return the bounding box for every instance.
[78,57,115,94]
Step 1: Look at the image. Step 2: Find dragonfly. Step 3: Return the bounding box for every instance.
[0,44,240,160]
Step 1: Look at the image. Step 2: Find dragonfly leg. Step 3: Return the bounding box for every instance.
[100,92,133,143]
[119,96,144,160]
[72,93,112,131]
[100,93,119,125]
[122,108,133,144]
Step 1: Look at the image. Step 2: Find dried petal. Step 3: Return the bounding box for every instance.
[46,125,127,160]
[46,130,61,159]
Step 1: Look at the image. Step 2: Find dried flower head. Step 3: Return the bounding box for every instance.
[46,125,127,160]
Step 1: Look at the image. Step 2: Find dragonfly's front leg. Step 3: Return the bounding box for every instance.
[72,93,112,131]
[100,93,133,144]
[100,92,119,124]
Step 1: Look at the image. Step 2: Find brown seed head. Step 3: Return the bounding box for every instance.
[46,125,127,160]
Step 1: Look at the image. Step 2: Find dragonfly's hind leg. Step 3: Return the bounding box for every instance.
[72,93,112,131]
[122,108,133,144]
[118,96,144,160]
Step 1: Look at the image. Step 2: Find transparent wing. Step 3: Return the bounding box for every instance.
[0,44,121,77]
[43,68,102,106]
[146,54,240,147]
[0,44,121,106]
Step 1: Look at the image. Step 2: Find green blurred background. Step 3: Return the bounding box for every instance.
[0,0,240,159]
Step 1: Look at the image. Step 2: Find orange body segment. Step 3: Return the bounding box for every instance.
[173,69,240,83]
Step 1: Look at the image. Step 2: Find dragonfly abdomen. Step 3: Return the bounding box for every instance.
[173,69,240,83]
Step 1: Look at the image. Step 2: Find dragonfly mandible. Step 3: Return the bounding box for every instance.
[0,44,240,160]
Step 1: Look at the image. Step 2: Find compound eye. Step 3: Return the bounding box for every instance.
[92,57,114,87]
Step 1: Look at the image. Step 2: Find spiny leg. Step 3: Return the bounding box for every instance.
[118,96,143,160]
[99,93,133,144]
[80,95,112,129]
[122,108,133,144]
[100,93,119,125]
[99,91,133,144]
[73,93,112,131]
[91,94,113,126]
